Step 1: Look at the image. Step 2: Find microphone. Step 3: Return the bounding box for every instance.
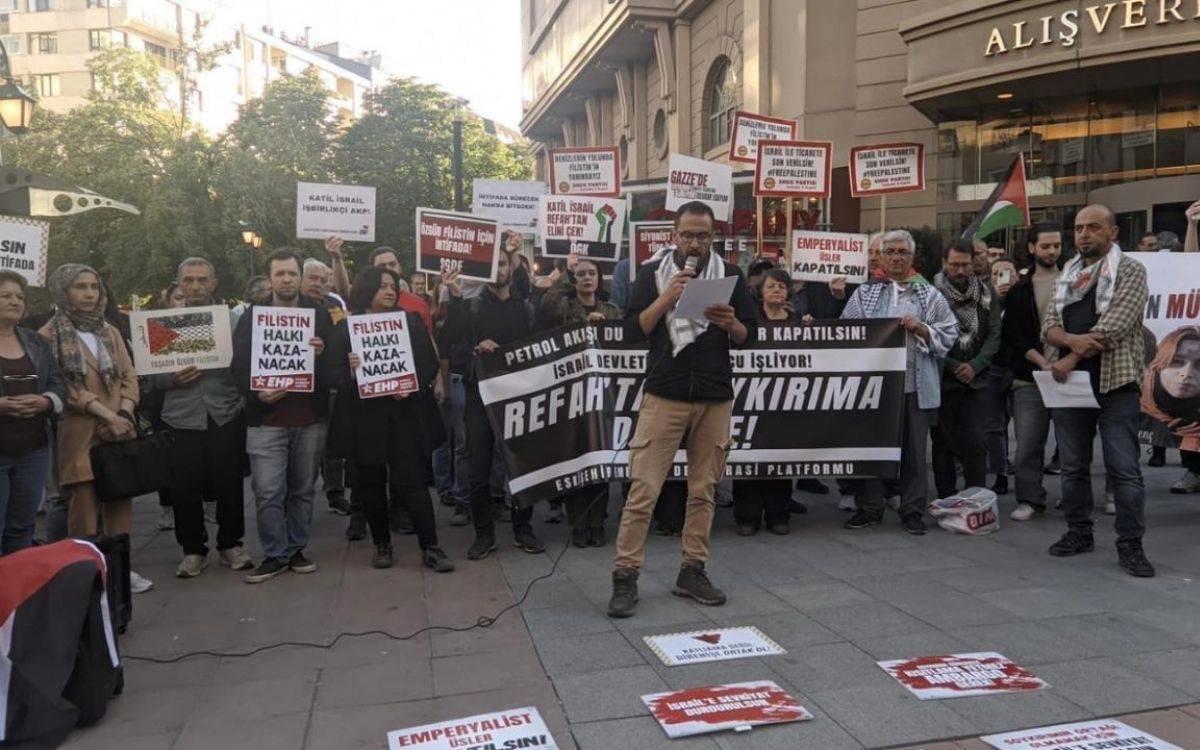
[684,254,699,275]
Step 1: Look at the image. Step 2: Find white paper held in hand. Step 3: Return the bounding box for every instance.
[1032,370,1100,409]
[674,275,738,321]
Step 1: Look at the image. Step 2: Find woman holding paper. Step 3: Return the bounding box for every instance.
[0,271,66,554]
[328,266,454,572]
[38,265,152,591]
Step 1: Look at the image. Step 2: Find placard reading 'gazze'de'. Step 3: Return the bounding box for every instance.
[295,182,376,242]
[791,230,870,284]
[129,306,233,375]
[728,110,798,164]
[414,208,502,283]
[249,306,314,393]
[754,140,833,198]
[849,142,925,197]
[470,179,548,233]
[537,194,627,260]
[643,681,813,739]
[547,146,621,197]
[348,311,419,399]
[386,706,559,750]
[629,221,674,281]
[665,153,733,220]
[0,216,50,287]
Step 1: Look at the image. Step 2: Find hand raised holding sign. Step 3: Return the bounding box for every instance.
[325,236,345,261]
[440,268,462,298]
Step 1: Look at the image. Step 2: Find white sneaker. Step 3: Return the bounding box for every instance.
[130,570,154,594]
[203,500,217,525]
[1010,503,1043,521]
[1103,493,1116,515]
[219,546,254,571]
[1170,470,1200,494]
[158,507,174,531]
[838,495,856,512]
[175,554,208,578]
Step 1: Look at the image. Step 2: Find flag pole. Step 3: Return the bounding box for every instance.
[756,196,763,260]
[785,197,794,269]
[879,194,888,233]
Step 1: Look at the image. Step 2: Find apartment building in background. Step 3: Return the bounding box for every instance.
[0,0,384,133]
[520,0,1200,246]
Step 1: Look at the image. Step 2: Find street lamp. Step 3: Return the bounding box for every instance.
[0,40,36,135]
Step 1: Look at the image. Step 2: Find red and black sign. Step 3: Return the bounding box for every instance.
[414,208,502,283]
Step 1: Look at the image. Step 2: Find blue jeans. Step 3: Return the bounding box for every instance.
[432,374,470,504]
[0,447,50,555]
[247,423,326,561]
[1052,387,1145,543]
[1011,383,1051,508]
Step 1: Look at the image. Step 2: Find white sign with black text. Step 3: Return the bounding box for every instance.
[644,626,786,667]
[791,230,870,284]
[0,216,49,287]
[471,179,548,233]
[296,182,376,242]
[249,306,315,393]
[665,153,733,221]
[982,719,1183,750]
[348,311,419,399]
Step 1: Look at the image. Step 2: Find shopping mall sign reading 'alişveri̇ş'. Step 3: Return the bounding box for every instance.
[984,0,1200,57]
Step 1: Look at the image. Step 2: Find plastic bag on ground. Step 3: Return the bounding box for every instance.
[927,487,999,535]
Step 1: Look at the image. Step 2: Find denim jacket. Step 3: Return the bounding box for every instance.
[841,280,958,410]
[2,327,68,447]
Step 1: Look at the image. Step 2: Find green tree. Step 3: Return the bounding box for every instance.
[335,77,531,271]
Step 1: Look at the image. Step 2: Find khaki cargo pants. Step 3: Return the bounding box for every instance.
[614,393,733,570]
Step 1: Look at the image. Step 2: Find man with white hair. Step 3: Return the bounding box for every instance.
[301,257,351,516]
[840,230,958,534]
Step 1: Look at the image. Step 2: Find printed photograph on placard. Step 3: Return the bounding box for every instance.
[130,305,233,375]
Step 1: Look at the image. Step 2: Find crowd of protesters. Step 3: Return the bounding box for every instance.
[0,198,1195,615]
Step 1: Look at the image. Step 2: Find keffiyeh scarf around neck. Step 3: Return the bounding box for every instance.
[656,248,726,356]
[47,263,120,389]
[872,266,929,285]
[934,271,992,353]
[1052,243,1123,317]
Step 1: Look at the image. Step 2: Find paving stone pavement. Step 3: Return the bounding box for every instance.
[57,445,1200,749]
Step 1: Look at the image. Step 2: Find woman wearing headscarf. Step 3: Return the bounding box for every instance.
[39,264,152,592]
[1141,326,1200,493]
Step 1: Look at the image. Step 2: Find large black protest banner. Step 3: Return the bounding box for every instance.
[476,320,905,506]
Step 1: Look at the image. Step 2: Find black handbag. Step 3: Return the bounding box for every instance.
[89,417,173,503]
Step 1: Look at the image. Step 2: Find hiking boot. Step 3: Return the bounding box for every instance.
[513,526,545,554]
[448,506,471,526]
[345,512,367,541]
[288,551,317,574]
[673,562,726,606]
[219,546,253,571]
[1049,531,1094,557]
[1009,503,1044,521]
[423,546,455,573]
[843,510,881,530]
[467,533,496,560]
[245,557,288,584]
[589,525,607,547]
[372,543,394,569]
[175,553,208,578]
[767,520,790,536]
[1117,541,1155,578]
[571,527,590,548]
[328,495,351,516]
[901,513,927,536]
[607,568,639,618]
[735,523,758,536]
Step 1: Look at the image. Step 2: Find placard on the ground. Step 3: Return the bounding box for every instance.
[130,306,233,375]
[0,216,49,287]
[645,626,785,667]
[878,652,1048,700]
[249,306,315,393]
[296,181,376,242]
[414,207,502,282]
[642,680,813,738]
[981,718,1183,750]
[386,706,558,750]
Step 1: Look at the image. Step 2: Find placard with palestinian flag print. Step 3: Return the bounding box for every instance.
[130,305,234,375]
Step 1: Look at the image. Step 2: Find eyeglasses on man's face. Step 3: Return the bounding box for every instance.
[677,231,712,244]
[881,247,912,257]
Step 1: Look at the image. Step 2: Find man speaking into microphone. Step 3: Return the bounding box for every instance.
[608,201,757,618]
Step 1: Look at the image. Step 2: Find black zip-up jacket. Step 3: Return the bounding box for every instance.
[441,287,535,387]
[625,253,757,403]
[231,295,339,427]
[1000,277,1043,383]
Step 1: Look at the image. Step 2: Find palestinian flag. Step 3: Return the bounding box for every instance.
[961,154,1029,240]
[146,311,217,356]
